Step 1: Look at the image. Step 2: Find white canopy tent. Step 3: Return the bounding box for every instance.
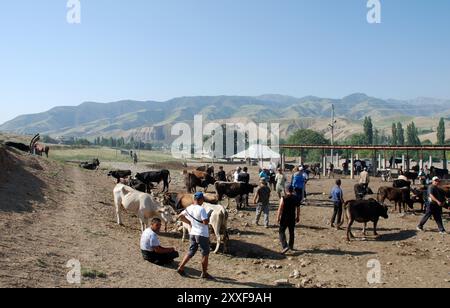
[232,144,280,168]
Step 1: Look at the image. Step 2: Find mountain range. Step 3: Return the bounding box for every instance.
[1,93,449,144]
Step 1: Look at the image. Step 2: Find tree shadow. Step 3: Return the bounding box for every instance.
[227,239,285,260]
[0,147,47,213]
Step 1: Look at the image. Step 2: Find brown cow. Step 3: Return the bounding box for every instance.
[377,186,413,213]
[175,193,219,210]
[34,143,50,158]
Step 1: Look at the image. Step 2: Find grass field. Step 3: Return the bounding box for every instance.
[50,146,178,164]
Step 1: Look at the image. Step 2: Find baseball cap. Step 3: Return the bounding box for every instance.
[432,176,441,182]
[194,192,205,200]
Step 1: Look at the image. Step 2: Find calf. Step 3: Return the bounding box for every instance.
[354,184,374,200]
[411,187,427,212]
[108,170,132,183]
[113,184,176,232]
[80,158,100,170]
[343,199,389,242]
[378,186,413,213]
[135,170,171,193]
[180,203,229,254]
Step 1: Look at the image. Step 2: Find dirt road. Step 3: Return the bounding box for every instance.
[1,149,449,288]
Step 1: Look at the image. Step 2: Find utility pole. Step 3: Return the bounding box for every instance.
[328,104,337,167]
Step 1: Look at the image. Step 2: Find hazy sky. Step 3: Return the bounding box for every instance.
[1,0,450,124]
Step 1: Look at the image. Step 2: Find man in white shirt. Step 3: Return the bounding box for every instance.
[233,167,242,183]
[177,192,213,279]
[140,218,179,266]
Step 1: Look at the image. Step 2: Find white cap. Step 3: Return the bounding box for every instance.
[432,176,441,182]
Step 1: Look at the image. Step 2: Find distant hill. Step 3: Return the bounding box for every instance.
[1,94,449,143]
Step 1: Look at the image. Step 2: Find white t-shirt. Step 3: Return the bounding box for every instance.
[182,205,209,237]
[140,228,161,252]
[234,172,240,183]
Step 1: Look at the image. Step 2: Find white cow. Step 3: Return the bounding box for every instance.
[113,184,176,232]
[181,202,229,254]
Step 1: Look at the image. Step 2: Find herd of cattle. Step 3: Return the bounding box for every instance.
[106,163,450,251]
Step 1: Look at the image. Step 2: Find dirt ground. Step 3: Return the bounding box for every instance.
[1,147,450,288]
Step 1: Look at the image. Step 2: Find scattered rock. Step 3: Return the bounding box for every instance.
[289,270,301,279]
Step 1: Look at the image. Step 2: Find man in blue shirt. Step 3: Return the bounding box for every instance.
[259,168,270,183]
[291,167,306,205]
[330,179,344,229]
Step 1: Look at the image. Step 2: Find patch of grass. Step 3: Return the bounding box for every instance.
[36,259,49,268]
[81,268,107,279]
[84,228,108,237]
[50,146,177,164]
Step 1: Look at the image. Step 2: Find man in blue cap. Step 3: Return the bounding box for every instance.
[177,192,213,279]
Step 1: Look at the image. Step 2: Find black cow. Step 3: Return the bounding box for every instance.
[128,178,148,193]
[215,181,258,209]
[80,159,100,170]
[403,172,418,185]
[343,199,389,242]
[393,179,411,189]
[283,164,296,172]
[184,171,215,193]
[430,166,449,179]
[135,170,171,193]
[5,142,30,152]
[108,170,132,183]
[354,184,374,200]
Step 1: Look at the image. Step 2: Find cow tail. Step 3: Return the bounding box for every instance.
[337,201,349,227]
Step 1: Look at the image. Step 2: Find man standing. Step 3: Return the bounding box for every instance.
[141,218,179,266]
[259,168,270,183]
[233,167,242,183]
[359,167,370,193]
[217,166,227,182]
[417,177,447,235]
[277,186,300,254]
[302,168,309,202]
[238,167,251,207]
[177,192,213,279]
[291,167,306,205]
[328,162,335,179]
[330,180,345,229]
[133,152,138,165]
[275,168,287,200]
[254,179,271,228]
